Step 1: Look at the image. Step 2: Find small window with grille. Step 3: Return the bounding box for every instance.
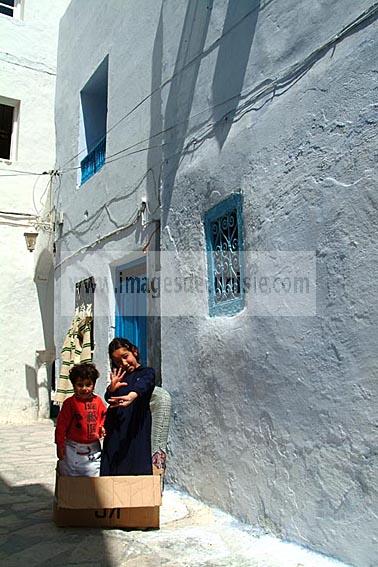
[204,193,244,316]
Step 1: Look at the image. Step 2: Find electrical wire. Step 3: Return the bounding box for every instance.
[55,191,162,270]
[0,220,34,228]
[39,176,53,208]
[59,0,272,170]
[0,172,55,231]
[58,2,378,179]
[50,2,378,263]
[0,169,49,176]
[0,1,374,185]
[62,143,168,173]
[0,210,38,229]
[0,210,36,217]
[54,205,144,270]
[0,172,42,177]
[142,221,160,253]
[32,175,43,215]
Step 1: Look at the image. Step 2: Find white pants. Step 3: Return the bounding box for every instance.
[59,440,101,477]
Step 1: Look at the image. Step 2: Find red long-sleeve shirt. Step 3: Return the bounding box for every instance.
[55,394,107,449]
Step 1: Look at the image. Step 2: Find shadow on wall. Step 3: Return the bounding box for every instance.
[212,0,260,148]
[25,364,38,403]
[161,0,214,228]
[25,361,53,420]
[146,5,164,219]
[160,0,261,227]
[34,248,55,418]
[35,248,54,351]
[144,5,164,384]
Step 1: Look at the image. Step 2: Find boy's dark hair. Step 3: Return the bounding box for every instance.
[109,337,140,368]
[69,363,99,385]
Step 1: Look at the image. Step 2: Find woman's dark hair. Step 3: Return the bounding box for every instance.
[69,363,99,385]
[109,337,140,368]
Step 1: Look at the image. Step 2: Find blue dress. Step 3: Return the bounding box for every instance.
[100,367,155,476]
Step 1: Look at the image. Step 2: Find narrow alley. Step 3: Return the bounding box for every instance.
[0,2,376,566]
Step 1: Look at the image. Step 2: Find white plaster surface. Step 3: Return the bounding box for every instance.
[0,0,70,422]
[53,1,377,566]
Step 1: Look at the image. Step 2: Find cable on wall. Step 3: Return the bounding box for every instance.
[54,205,144,271]
[59,0,274,169]
[28,2,378,253]
[57,2,378,180]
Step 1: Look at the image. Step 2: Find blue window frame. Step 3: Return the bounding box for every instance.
[79,56,108,185]
[204,193,244,316]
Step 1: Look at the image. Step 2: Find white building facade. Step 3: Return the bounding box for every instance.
[54,2,377,566]
[0,0,70,422]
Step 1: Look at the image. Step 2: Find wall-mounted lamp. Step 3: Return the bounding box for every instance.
[24,231,38,252]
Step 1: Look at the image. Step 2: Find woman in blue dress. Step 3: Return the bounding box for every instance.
[100,337,155,476]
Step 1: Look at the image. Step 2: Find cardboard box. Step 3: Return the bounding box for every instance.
[53,470,162,529]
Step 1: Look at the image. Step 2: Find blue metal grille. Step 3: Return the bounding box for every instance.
[205,194,244,316]
[80,138,106,184]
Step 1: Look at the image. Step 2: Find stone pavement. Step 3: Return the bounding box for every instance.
[0,422,349,567]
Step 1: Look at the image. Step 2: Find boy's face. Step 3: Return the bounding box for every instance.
[73,378,95,400]
[112,347,140,373]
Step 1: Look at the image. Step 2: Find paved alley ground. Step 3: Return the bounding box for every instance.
[0,422,349,567]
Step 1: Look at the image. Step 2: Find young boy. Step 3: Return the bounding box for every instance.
[55,363,106,477]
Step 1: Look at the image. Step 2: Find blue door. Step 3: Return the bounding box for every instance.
[115,261,147,366]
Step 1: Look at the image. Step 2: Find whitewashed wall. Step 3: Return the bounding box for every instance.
[54,1,377,565]
[54,0,164,393]
[0,0,70,422]
[161,3,377,566]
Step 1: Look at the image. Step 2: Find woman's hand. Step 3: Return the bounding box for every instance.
[108,367,128,393]
[108,391,139,408]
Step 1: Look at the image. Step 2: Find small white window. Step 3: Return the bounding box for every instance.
[0,1,23,19]
[0,97,20,162]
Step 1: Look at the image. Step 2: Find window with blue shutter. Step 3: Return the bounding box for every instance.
[79,56,108,185]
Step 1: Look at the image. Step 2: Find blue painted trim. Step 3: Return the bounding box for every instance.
[80,138,106,185]
[204,193,245,317]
